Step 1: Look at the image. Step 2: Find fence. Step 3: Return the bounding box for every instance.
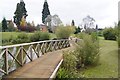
[0,39,70,76]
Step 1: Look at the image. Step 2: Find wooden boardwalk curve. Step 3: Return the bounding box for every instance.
[2,49,67,79]
[0,39,75,79]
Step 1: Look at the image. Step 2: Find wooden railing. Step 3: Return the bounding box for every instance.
[0,39,70,76]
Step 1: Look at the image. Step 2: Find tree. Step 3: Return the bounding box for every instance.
[8,21,16,32]
[45,14,62,33]
[42,0,50,23]
[2,18,7,32]
[20,16,26,27]
[74,27,81,34]
[14,0,28,27]
[80,15,96,34]
[71,20,75,26]
[55,26,75,39]
[18,16,27,31]
[103,28,116,40]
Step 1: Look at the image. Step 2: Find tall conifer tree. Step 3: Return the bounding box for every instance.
[42,0,50,23]
[14,0,28,26]
[71,20,75,26]
[2,17,7,32]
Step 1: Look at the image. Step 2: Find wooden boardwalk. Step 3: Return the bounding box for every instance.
[0,39,77,79]
[2,47,71,79]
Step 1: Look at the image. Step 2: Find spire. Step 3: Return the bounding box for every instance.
[20,0,24,2]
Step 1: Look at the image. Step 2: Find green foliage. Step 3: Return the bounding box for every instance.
[74,27,81,34]
[76,32,86,39]
[56,68,70,78]
[62,51,77,71]
[42,0,50,23]
[7,23,17,32]
[55,26,75,39]
[12,32,30,44]
[91,32,98,42]
[85,28,96,34]
[79,38,118,78]
[75,33,99,66]
[1,32,33,46]
[30,31,50,42]
[103,28,116,40]
[14,1,28,26]
[98,30,103,36]
[56,68,78,79]
[2,17,7,32]
[56,51,79,78]
[2,36,13,45]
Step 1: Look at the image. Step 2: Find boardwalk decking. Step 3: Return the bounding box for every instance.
[0,39,77,79]
[2,47,71,79]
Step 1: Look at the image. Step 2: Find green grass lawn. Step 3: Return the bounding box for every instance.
[1,32,33,40]
[78,37,118,78]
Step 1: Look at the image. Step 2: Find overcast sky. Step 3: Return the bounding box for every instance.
[0,0,119,28]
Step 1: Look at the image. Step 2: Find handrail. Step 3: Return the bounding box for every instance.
[0,39,70,76]
[0,39,68,49]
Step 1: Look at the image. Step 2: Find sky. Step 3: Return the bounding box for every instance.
[0,0,119,28]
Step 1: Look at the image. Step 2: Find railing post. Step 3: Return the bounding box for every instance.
[35,44,40,58]
[41,43,44,55]
[44,42,47,53]
[4,48,9,75]
[21,46,24,66]
[30,45,33,61]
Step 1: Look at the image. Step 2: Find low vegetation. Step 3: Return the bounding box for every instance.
[1,32,52,46]
[30,31,50,42]
[12,32,30,44]
[103,28,116,40]
[56,36,118,78]
[55,26,75,39]
[79,37,118,78]
[56,33,100,78]
[75,33,99,67]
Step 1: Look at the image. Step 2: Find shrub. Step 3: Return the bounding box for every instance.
[12,32,30,44]
[75,33,99,66]
[56,51,78,78]
[74,27,81,34]
[7,22,17,32]
[30,31,50,42]
[40,32,50,40]
[98,30,103,36]
[91,32,98,42]
[76,32,87,39]
[103,28,116,40]
[56,67,78,79]
[55,26,75,39]
[2,36,14,46]
[62,51,77,71]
